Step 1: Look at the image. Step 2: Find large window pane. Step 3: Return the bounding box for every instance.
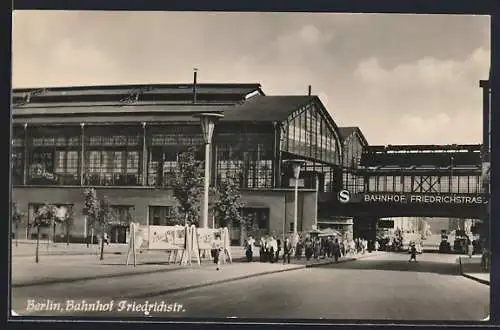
[216,141,273,189]
[28,128,80,186]
[84,150,141,186]
[440,176,449,193]
[386,176,394,192]
[368,177,377,192]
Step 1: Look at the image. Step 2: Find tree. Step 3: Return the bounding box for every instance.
[12,202,23,247]
[170,147,204,226]
[83,188,100,247]
[213,174,245,229]
[165,206,184,226]
[83,189,114,260]
[242,213,259,241]
[97,196,113,260]
[33,204,58,263]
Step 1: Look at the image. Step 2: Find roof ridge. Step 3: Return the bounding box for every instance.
[12,83,262,92]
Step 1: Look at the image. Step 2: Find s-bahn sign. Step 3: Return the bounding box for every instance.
[337,190,488,205]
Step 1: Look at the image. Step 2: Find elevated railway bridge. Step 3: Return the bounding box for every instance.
[319,143,489,240]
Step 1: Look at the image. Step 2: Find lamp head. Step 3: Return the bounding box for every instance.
[193,112,224,144]
[284,159,306,179]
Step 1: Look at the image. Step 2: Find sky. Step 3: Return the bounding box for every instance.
[12,11,490,145]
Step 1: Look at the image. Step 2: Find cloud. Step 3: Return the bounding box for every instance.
[11,11,490,145]
[13,38,119,88]
[347,46,489,144]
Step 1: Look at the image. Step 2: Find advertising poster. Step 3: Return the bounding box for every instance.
[131,224,186,250]
[196,228,217,250]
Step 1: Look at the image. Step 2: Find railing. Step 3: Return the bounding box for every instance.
[84,173,141,186]
[27,173,80,186]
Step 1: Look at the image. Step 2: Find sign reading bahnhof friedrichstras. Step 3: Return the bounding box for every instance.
[338,190,488,205]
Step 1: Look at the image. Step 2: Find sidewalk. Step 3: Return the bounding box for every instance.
[12,241,145,257]
[12,253,189,287]
[12,249,386,287]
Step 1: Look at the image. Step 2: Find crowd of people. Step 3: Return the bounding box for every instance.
[243,234,375,264]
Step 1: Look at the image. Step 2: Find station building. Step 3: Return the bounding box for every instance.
[11,82,359,245]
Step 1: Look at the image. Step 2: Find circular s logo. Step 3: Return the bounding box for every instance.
[338,190,350,204]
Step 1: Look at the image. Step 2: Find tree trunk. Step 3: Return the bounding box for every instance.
[35,226,40,263]
[47,224,50,250]
[15,224,18,247]
[52,222,56,244]
[91,227,95,246]
[66,226,70,246]
[239,221,245,246]
[100,226,105,260]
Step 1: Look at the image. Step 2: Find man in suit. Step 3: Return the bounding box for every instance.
[283,237,292,264]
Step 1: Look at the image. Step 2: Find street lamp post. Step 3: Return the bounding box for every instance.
[194,113,224,229]
[284,159,306,246]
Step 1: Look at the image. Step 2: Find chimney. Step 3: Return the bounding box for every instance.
[193,68,198,104]
[308,85,312,96]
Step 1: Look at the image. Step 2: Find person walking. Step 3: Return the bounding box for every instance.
[283,237,292,264]
[103,232,110,245]
[333,238,341,263]
[212,237,223,271]
[268,236,277,263]
[327,237,334,258]
[467,238,474,259]
[409,243,417,262]
[276,238,282,262]
[340,239,345,258]
[259,236,266,262]
[314,236,321,260]
[245,236,255,262]
[304,238,313,260]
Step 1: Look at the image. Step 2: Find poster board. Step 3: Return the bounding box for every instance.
[126,223,201,267]
[195,227,232,264]
[196,228,218,250]
[147,225,186,250]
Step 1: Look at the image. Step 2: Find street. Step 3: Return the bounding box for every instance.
[11,252,489,321]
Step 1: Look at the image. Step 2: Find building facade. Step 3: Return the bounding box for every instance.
[339,127,368,194]
[11,83,345,245]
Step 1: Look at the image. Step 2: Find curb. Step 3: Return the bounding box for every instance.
[12,253,381,288]
[458,256,490,286]
[128,253,384,298]
[128,265,306,299]
[461,273,490,286]
[305,257,354,268]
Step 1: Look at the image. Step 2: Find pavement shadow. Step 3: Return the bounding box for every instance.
[318,258,462,276]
